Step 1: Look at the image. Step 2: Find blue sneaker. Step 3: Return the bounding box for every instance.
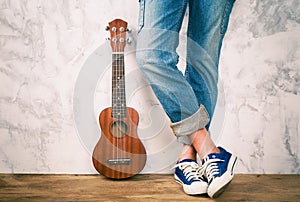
[174,159,208,195]
[201,147,237,198]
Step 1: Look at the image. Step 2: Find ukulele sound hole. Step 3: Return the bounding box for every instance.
[110,120,128,138]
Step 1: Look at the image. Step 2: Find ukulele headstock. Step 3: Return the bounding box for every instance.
[107,19,128,52]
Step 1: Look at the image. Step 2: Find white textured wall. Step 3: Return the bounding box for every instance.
[0,0,299,174]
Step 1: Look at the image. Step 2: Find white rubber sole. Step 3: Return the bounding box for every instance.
[174,174,208,195]
[208,155,237,198]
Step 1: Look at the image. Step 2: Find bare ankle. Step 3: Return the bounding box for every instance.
[188,128,219,160]
[178,144,196,161]
[210,146,221,154]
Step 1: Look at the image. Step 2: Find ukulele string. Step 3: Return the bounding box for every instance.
[119,27,126,164]
[119,28,123,162]
[119,41,122,161]
[120,27,126,163]
[113,30,118,162]
[117,29,122,162]
[117,32,120,161]
[121,27,126,163]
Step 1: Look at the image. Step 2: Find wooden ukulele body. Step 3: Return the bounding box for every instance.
[92,19,146,179]
[92,107,147,179]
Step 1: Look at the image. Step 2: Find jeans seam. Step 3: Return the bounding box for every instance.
[220,0,234,34]
[138,0,145,33]
[175,0,188,31]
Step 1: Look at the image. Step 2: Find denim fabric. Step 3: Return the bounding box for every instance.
[136,0,235,145]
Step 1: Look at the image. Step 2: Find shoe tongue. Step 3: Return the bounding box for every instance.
[178,159,196,163]
[202,153,220,164]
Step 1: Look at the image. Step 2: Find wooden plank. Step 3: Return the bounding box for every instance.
[0,174,299,201]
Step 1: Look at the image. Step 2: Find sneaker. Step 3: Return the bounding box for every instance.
[201,147,237,198]
[174,159,208,195]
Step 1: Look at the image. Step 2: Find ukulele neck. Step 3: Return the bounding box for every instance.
[112,52,126,118]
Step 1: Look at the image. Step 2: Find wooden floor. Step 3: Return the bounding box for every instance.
[0,174,299,201]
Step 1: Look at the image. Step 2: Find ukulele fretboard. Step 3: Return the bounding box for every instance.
[112,53,126,118]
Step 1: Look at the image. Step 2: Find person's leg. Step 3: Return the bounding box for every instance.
[185,0,236,125]
[136,0,214,168]
[136,0,208,195]
[180,0,236,164]
[184,0,237,198]
[136,0,210,147]
[189,128,220,159]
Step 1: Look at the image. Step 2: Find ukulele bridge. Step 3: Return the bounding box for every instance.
[107,158,132,165]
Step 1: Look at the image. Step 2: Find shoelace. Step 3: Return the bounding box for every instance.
[200,157,224,182]
[174,161,203,181]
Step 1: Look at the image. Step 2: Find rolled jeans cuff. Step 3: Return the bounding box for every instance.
[170,104,210,145]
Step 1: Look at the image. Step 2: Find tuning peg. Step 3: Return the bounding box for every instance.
[127,37,132,44]
[105,26,110,31]
[105,37,110,41]
[126,28,132,33]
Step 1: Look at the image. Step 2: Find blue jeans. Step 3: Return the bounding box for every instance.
[136,0,235,145]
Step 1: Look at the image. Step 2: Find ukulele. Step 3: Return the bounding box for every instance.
[92,19,147,179]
